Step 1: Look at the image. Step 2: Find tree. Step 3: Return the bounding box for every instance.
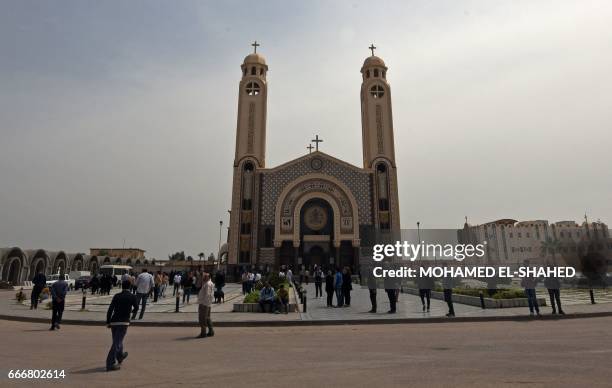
[208,253,215,262]
[540,237,561,264]
[198,252,204,262]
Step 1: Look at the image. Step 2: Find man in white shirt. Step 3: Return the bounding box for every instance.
[196,273,214,338]
[173,273,182,296]
[132,269,154,320]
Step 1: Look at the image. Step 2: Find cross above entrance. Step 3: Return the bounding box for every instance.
[307,144,314,154]
[311,135,323,151]
[251,40,260,53]
[369,43,377,56]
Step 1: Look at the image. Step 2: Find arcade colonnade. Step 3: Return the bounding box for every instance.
[0,247,151,286]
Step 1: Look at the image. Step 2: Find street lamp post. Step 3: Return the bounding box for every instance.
[416,222,422,261]
[217,220,223,270]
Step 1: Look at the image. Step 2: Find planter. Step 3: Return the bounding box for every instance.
[402,288,547,308]
[232,303,298,313]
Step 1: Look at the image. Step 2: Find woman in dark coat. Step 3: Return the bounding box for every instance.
[341,267,352,307]
[324,270,335,307]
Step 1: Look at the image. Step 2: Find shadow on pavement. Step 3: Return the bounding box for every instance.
[72,366,107,375]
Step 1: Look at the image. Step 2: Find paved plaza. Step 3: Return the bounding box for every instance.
[2,285,612,325]
[1,317,612,387]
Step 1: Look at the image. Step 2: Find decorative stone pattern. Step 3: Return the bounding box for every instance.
[260,153,373,226]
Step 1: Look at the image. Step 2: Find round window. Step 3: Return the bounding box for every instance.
[370,85,384,99]
[246,82,260,96]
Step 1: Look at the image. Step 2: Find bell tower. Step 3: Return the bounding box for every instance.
[228,42,268,266]
[360,44,401,231]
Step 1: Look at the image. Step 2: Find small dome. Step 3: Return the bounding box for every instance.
[362,55,386,68]
[243,52,267,65]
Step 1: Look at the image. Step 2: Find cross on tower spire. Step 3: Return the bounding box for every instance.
[369,43,377,56]
[311,135,323,151]
[251,40,260,53]
[307,144,314,154]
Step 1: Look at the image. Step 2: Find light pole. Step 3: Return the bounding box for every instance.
[217,220,223,270]
[416,222,422,261]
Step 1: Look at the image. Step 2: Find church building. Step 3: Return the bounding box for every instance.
[226,43,401,273]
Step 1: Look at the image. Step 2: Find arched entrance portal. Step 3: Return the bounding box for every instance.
[299,198,335,270]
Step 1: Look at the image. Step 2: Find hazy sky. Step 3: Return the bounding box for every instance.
[1,1,611,260]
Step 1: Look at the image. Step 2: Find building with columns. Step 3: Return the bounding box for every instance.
[226,44,401,273]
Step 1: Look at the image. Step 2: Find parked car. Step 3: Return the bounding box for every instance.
[45,274,75,290]
[75,276,92,290]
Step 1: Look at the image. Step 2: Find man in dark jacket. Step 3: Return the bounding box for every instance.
[50,275,69,330]
[324,270,335,307]
[106,280,139,372]
[31,271,46,310]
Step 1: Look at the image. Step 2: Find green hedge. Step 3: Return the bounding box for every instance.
[243,290,260,303]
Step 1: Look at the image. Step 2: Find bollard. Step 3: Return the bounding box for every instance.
[479,291,485,309]
[175,295,180,312]
[303,289,307,313]
[590,289,596,304]
[81,288,87,310]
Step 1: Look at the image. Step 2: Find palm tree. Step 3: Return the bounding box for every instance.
[198,252,204,263]
[540,237,561,264]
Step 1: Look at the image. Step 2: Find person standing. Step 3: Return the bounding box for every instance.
[173,272,182,296]
[31,271,46,310]
[105,280,138,371]
[334,267,344,307]
[196,273,214,338]
[325,270,334,307]
[521,261,540,316]
[544,264,564,315]
[342,267,352,307]
[442,274,455,318]
[153,271,162,302]
[314,267,323,298]
[49,274,68,330]
[418,274,434,312]
[287,267,294,285]
[182,272,193,304]
[133,269,154,320]
[366,266,377,313]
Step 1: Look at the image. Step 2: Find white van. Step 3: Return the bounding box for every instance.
[99,265,133,283]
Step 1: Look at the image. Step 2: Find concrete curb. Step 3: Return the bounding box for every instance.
[2,310,612,327]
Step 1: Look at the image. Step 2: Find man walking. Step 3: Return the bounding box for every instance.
[106,280,139,371]
[50,273,69,330]
[31,270,46,310]
[196,273,214,338]
[133,268,154,320]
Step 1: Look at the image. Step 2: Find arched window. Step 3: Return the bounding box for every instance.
[246,82,260,96]
[382,71,386,78]
[370,85,384,98]
[259,68,264,75]
[251,66,256,75]
[366,70,370,78]
[374,69,379,77]
[242,162,254,210]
